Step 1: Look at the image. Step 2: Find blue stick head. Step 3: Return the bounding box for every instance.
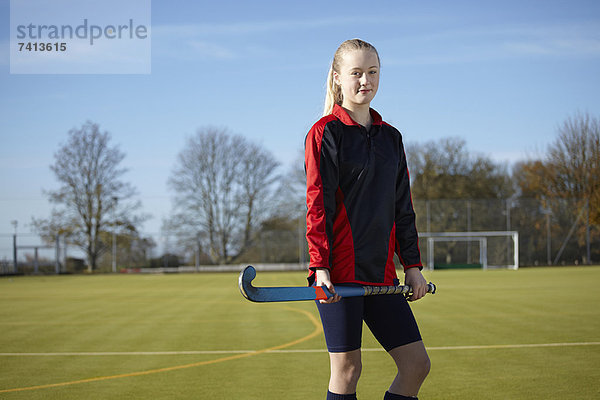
[239,265,257,301]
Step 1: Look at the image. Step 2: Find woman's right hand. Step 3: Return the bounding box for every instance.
[315,268,342,304]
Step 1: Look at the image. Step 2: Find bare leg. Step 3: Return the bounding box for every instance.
[328,349,362,394]
[387,341,430,397]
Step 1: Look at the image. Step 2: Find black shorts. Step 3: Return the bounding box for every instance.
[315,286,422,353]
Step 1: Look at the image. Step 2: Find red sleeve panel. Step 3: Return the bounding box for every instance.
[305,115,339,276]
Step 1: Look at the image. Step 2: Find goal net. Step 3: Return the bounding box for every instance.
[419,231,519,270]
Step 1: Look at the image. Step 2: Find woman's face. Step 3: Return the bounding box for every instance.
[334,49,380,109]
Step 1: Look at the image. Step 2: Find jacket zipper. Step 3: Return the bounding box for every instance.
[364,127,372,168]
[363,126,372,149]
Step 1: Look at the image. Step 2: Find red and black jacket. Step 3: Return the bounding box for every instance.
[305,104,422,286]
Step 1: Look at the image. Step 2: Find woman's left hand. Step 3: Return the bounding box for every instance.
[404,267,428,301]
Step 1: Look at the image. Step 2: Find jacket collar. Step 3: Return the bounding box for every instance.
[332,103,383,127]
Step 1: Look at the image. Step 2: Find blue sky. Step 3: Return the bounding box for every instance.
[1,0,599,256]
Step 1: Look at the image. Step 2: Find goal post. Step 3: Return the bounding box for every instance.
[419,231,519,270]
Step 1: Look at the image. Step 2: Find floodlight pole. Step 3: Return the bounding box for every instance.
[55,234,61,274]
[34,247,39,274]
[11,220,17,274]
[12,234,17,274]
[541,208,552,265]
[586,199,591,264]
[112,197,118,273]
[466,200,472,265]
[112,231,116,273]
[195,232,201,272]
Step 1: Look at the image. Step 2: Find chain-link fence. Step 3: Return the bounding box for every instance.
[2,198,597,274]
[412,198,596,266]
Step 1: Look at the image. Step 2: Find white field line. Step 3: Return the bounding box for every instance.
[1,341,599,356]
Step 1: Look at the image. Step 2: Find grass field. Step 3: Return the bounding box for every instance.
[0,266,599,399]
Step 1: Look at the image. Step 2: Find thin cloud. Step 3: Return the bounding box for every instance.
[152,17,358,37]
[383,21,600,66]
[150,13,452,38]
[186,40,236,59]
[504,38,600,56]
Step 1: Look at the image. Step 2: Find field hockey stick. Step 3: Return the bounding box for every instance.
[239,265,436,303]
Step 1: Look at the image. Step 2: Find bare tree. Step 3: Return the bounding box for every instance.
[517,112,600,222]
[274,148,306,220]
[406,137,514,200]
[168,127,280,264]
[32,121,145,271]
[513,112,599,264]
[548,112,600,223]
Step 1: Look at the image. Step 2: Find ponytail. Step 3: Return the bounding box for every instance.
[323,66,343,116]
[322,38,380,117]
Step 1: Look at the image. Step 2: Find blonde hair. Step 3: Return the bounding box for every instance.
[323,39,380,116]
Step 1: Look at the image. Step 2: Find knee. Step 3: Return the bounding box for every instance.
[414,353,430,381]
[335,358,362,387]
[397,352,430,382]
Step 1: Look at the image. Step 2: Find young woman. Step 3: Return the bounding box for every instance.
[305,39,431,400]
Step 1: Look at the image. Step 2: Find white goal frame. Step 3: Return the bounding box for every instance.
[419,231,519,270]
